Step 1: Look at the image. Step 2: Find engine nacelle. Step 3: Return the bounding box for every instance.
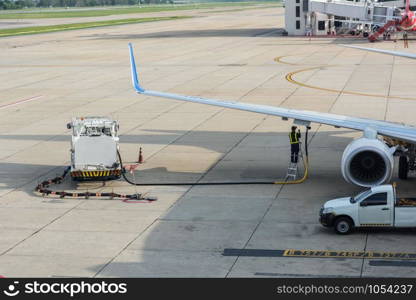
[341,138,395,187]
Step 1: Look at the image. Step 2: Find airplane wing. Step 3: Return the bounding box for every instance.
[128,43,416,144]
[342,45,416,60]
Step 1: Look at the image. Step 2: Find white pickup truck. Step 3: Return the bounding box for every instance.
[320,185,416,234]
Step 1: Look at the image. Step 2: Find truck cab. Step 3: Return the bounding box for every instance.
[320,184,416,234]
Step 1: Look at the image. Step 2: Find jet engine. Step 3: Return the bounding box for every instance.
[341,138,395,187]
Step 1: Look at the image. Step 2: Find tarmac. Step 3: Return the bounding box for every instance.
[1,6,416,277]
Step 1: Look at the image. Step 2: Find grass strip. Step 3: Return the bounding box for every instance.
[0,2,280,19]
[0,15,190,37]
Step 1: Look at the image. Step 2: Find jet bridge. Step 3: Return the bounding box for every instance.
[285,0,398,36]
[379,0,416,8]
[309,0,371,20]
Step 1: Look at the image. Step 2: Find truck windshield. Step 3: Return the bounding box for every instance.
[350,189,372,203]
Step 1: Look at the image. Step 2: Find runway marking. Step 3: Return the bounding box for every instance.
[275,55,416,101]
[0,95,43,110]
[223,248,416,260]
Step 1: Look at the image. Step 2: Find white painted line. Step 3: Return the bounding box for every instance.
[0,95,43,110]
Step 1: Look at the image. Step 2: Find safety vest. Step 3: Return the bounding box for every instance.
[289,132,299,144]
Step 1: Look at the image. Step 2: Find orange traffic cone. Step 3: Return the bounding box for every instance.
[138,147,144,164]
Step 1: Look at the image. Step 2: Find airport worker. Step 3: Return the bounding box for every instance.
[404,32,409,48]
[289,126,301,163]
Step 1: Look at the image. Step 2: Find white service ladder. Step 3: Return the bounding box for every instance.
[286,162,298,180]
[286,144,303,180]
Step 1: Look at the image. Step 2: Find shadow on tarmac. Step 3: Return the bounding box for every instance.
[83,28,284,40]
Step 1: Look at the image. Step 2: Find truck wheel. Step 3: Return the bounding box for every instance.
[334,217,353,235]
[399,156,409,180]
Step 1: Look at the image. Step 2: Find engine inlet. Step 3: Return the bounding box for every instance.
[349,150,386,184]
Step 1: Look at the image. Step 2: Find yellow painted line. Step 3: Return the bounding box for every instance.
[283,249,416,260]
[275,54,416,101]
[274,55,299,66]
[285,65,416,101]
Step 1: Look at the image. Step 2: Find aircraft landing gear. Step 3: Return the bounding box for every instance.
[399,156,409,180]
[384,138,415,181]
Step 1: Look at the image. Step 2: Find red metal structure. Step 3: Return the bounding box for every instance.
[369,0,416,42]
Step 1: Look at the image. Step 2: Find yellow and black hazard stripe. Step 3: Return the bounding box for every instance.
[70,169,121,178]
[282,249,416,260]
[223,248,416,260]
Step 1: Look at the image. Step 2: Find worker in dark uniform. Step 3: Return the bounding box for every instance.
[289,126,301,163]
[404,31,409,48]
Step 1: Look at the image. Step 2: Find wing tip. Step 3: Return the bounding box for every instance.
[128,43,145,93]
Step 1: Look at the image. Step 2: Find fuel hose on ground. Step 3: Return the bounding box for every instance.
[119,127,310,186]
[35,128,310,199]
[35,167,157,201]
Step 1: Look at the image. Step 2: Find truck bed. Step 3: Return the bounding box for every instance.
[394,203,416,227]
[396,198,416,207]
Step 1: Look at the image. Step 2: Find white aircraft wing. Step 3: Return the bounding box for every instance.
[342,45,416,60]
[128,43,416,143]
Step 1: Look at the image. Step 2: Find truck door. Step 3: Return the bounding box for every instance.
[358,192,393,226]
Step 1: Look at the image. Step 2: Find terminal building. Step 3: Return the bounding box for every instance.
[284,0,415,36]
